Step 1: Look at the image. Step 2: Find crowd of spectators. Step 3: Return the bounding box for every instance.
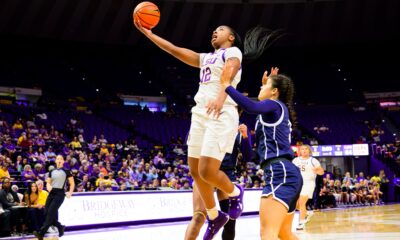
[314,170,390,210]
[0,105,399,237]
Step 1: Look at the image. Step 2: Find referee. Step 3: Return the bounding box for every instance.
[34,155,74,240]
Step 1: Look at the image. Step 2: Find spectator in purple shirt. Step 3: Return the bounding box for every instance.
[33,163,45,180]
[357,172,366,183]
[35,147,47,164]
[35,134,46,147]
[44,147,56,162]
[164,166,175,180]
[3,139,16,154]
[153,152,165,166]
[21,165,36,182]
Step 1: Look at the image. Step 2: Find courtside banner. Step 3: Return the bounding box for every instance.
[59,189,262,226]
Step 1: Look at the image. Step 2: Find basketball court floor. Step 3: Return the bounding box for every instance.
[12,204,400,240]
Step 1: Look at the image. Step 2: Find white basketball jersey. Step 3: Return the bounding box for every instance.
[293,157,320,182]
[195,47,242,107]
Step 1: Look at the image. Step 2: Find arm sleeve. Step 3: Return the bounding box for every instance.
[226,86,282,118]
[239,130,252,162]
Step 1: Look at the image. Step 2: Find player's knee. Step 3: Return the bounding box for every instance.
[192,212,206,225]
[190,170,201,180]
[198,166,217,181]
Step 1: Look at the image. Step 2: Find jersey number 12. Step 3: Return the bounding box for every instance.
[200,67,211,83]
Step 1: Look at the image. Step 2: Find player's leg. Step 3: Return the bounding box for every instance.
[278,212,298,240]
[260,160,302,240]
[217,189,236,240]
[260,196,287,240]
[297,195,309,230]
[198,108,242,218]
[185,183,206,240]
[198,156,234,207]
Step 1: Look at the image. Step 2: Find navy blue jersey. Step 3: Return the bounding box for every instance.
[254,100,294,161]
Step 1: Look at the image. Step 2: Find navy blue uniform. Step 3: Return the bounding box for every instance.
[226,86,302,213]
[220,130,252,181]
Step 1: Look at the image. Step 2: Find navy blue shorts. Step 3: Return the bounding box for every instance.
[261,158,302,213]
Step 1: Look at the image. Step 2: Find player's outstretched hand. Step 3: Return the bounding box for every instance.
[134,18,152,37]
[262,67,279,85]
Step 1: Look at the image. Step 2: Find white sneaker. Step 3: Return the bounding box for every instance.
[47,226,59,233]
[305,211,314,223]
[296,222,305,230]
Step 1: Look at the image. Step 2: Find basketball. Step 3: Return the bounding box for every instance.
[133,2,160,30]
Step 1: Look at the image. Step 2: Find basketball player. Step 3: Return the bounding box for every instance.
[185,123,252,240]
[33,155,74,240]
[292,145,324,230]
[220,67,302,240]
[135,19,281,239]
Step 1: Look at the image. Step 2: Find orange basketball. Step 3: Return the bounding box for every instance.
[133,2,160,30]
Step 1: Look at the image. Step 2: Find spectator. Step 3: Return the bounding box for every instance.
[11,185,23,202]
[21,165,36,182]
[343,172,354,185]
[181,180,191,190]
[12,120,24,130]
[0,164,11,181]
[0,178,23,235]
[24,182,43,232]
[357,172,365,182]
[239,171,252,187]
[164,166,175,180]
[379,170,389,203]
[44,147,56,162]
[69,137,82,150]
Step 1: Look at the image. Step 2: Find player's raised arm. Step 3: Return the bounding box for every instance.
[134,18,200,68]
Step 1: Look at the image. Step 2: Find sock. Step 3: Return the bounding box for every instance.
[219,199,229,214]
[220,199,236,240]
[206,207,219,220]
[228,185,240,197]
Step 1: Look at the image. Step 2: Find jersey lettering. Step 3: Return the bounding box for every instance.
[200,67,211,83]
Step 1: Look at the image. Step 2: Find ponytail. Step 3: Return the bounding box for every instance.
[243,26,284,63]
[269,74,297,128]
[227,26,284,64]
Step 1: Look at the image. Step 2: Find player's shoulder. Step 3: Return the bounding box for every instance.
[311,157,320,162]
[60,168,72,176]
[225,46,242,54]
